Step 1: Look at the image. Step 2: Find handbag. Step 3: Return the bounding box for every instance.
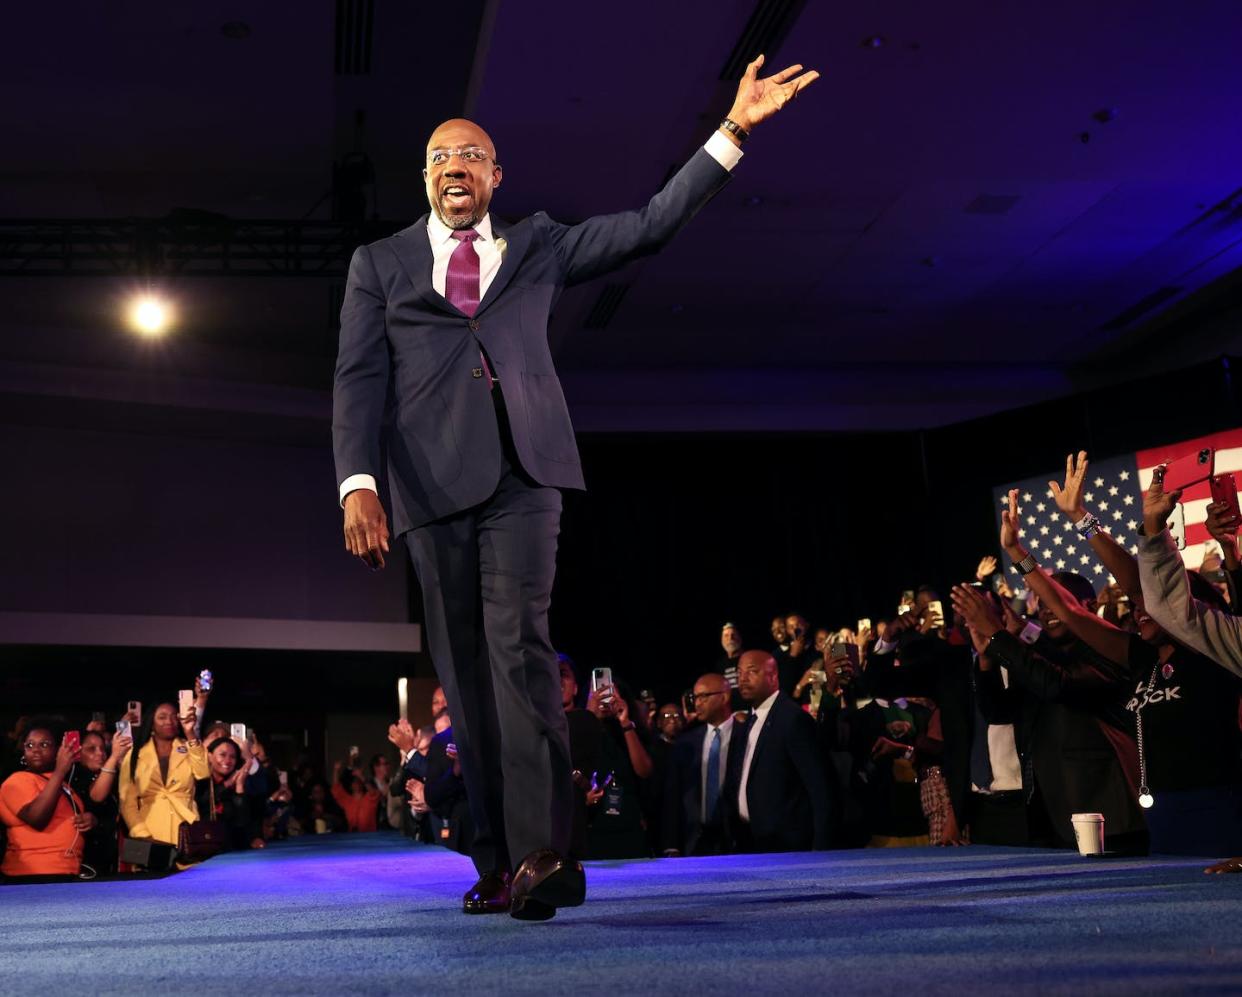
[177,780,228,862]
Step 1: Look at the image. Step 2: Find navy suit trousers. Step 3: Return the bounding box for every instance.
[404,400,572,874]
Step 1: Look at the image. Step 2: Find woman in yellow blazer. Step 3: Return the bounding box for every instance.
[119,701,208,845]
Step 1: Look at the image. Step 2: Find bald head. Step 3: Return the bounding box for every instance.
[736,650,779,705]
[692,672,732,725]
[424,118,502,230]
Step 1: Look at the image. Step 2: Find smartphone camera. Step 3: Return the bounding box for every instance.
[1199,448,1212,465]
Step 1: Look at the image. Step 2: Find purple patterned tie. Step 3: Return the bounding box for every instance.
[445,229,495,385]
[445,229,481,316]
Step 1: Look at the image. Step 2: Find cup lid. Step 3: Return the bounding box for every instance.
[1070,812,1105,820]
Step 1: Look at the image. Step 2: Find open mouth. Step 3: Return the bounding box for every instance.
[441,184,473,210]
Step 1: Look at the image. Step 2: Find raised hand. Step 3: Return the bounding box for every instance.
[950,584,1003,642]
[109,734,133,764]
[1143,466,1183,537]
[975,555,998,581]
[178,706,198,741]
[1050,451,1090,520]
[727,54,820,132]
[1000,489,1024,556]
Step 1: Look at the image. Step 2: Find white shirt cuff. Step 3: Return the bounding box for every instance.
[339,473,378,507]
[874,638,898,656]
[704,130,744,171]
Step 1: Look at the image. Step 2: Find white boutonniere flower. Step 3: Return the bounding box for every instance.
[495,236,507,257]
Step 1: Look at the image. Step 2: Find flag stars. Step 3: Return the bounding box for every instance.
[1066,545,1077,555]
[1123,495,1134,506]
[1113,510,1123,521]
[1023,492,1033,503]
[1099,501,1109,512]
[1027,516,1036,525]
[1108,485,1119,496]
[1127,520,1138,531]
[1120,470,1130,481]
[1036,502,1047,512]
[1018,528,1026,538]
[1130,545,1139,554]
[1094,477,1105,487]
[1085,492,1094,503]
[1056,558,1066,569]
[1080,555,1090,565]
[1092,564,1104,575]
[1045,489,1054,499]
[1053,535,1063,546]
[1040,525,1050,536]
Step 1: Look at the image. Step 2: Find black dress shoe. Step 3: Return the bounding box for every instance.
[463,871,512,914]
[509,848,585,921]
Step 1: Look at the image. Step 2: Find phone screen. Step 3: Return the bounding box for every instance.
[64,731,80,753]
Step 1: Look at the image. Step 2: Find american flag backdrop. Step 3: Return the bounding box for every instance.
[992,427,1242,582]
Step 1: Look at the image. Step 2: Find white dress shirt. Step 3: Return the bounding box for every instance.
[737,689,779,823]
[974,665,1023,793]
[337,132,743,504]
[699,716,734,823]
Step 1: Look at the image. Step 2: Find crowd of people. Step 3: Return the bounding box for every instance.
[7,451,1242,880]
[0,677,400,880]
[388,452,1242,873]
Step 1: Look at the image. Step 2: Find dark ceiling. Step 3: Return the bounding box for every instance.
[4,0,1242,432]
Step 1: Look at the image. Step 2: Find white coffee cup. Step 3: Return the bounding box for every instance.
[1071,812,1105,856]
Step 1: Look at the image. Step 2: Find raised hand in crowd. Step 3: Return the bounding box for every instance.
[178,705,198,742]
[1049,449,1089,520]
[1143,464,1184,537]
[1205,500,1241,570]
[975,555,998,581]
[388,719,417,754]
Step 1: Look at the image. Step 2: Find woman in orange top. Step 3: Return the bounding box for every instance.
[0,719,96,877]
[331,767,380,832]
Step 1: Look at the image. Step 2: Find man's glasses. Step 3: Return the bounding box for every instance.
[687,692,726,703]
[427,146,490,166]
[24,740,54,750]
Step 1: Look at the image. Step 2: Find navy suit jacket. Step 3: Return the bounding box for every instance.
[333,147,733,533]
[662,724,737,856]
[727,693,834,851]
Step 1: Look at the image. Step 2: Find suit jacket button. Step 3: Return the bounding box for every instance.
[471,368,484,379]
[468,319,480,332]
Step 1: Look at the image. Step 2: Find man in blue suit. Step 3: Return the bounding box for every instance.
[663,673,738,856]
[333,55,818,920]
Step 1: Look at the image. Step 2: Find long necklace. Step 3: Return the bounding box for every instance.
[1134,662,1159,809]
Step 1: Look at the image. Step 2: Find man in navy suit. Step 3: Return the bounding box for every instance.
[663,672,737,856]
[727,650,833,852]
[333,56,818,920]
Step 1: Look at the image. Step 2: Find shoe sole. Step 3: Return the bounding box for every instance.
[463,903,511,915]
[509,895,556,922]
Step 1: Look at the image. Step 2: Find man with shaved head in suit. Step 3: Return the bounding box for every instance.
[728,650,833,852]
[333,57,819,919]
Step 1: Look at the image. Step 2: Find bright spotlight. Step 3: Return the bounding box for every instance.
[127,295,172,337]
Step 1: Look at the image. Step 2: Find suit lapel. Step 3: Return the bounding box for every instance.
[476,219,530,316]
[749,699,781,770]
[389,217,463,318]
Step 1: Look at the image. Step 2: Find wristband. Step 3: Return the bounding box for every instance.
[620,723,636,733]
[1074,512,1102,539]
[100,767,118,775]
[720,118,749,143]
[1015,553,1038,576]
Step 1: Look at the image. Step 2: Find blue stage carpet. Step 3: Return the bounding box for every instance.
[2,833,1241,993]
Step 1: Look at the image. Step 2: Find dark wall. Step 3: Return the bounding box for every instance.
[5,357,1241,719]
